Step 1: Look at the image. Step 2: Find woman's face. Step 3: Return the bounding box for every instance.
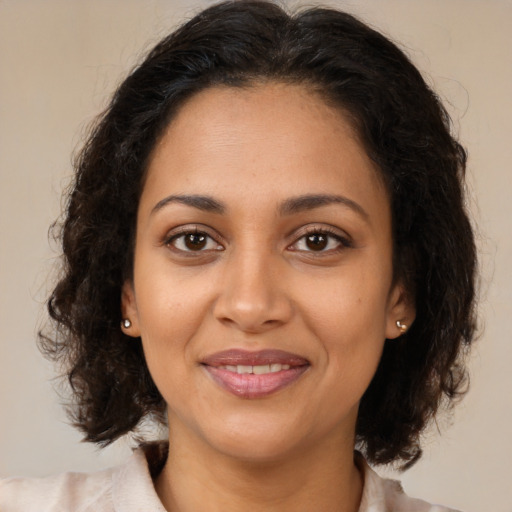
[122,83,412,461]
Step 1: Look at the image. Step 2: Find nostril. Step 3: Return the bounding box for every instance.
[216,313,284,334]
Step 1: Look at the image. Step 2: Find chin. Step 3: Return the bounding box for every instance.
[210,433,297,464]
[198,410,309,464]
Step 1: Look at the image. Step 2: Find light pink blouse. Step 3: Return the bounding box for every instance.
[0,445,460,511]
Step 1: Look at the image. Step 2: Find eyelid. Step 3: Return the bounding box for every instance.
[287,224,353,252]
[162,223,352,255]
[163,224,225,252]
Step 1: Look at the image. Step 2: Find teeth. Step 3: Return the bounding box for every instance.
[218,364,291,374]
[253,364,270,375]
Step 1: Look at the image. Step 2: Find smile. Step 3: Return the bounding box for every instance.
[217,363,291,374]
[201,349,310,399]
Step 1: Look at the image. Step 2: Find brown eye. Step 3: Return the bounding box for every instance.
[305,233,328,251]
[184,233,207,250]
[168,230,222,253]
[290,229,351,254]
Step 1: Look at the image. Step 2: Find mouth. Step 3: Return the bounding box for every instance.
[201,349,310,399]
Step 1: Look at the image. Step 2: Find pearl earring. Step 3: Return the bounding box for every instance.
[122,318,132,329]
[396,320,407,333]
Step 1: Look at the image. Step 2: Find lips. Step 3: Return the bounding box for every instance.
[201,349,310,399]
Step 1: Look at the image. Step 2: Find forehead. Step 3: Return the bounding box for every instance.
[142,82,389,222]
[154,82,366,161]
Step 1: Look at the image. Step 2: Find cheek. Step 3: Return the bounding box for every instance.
[302,268,390,388]
[303,266,391,339]
[135,262,212,336]
[133,270,213,394]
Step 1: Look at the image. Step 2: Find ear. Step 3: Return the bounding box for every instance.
[121,280,141,337]
[385,281,415,340]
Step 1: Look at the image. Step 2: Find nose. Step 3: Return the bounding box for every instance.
[213,249,293,334]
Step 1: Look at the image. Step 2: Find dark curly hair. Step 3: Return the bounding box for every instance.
[40,0,477,468]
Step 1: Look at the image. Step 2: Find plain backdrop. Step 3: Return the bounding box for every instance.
[1,1,511,511]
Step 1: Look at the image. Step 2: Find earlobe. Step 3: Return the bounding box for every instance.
[121,280,141,337]
[385,283,415,340]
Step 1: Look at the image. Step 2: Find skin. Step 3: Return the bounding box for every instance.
[122,82,414,512]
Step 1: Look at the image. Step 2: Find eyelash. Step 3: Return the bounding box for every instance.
[290,226,353,254]
[165,227,223,254]
[164,225,352,255]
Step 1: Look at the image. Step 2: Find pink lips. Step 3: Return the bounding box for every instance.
[201,349,310,399]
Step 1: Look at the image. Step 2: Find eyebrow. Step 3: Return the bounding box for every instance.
[151,194,225,215]
[279,194,369,220]
[150,193,368,220]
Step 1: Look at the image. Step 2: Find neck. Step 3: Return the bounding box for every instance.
[155,420,363,512]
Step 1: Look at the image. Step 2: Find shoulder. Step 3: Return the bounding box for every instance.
[357,455,462,512]
[0,444,168,512]
[0,466,115,512]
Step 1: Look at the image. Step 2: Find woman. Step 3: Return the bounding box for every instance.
[0,1,476,510]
